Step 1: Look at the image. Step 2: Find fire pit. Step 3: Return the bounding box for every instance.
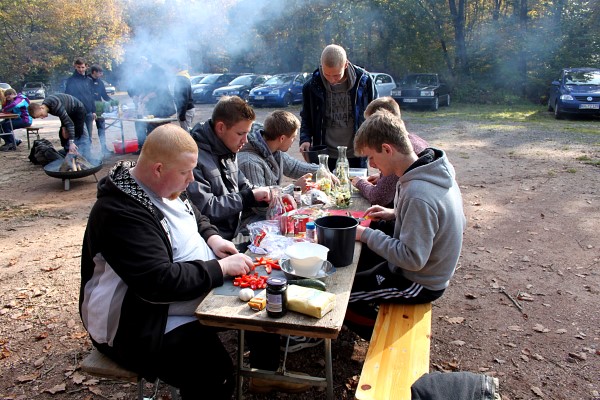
[43,158,103,191]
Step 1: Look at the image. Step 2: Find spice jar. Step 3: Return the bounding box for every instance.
[305,221,316,241]
[266,277,288,318]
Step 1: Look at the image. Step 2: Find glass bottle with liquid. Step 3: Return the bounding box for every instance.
[266,186,287,234]
[334,146,351,208]
[315,154,332,195]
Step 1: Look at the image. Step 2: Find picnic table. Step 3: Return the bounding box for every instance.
[196,195,371,399]
[0,112,19,143]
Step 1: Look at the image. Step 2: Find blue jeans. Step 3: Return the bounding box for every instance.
[1,119,31,144]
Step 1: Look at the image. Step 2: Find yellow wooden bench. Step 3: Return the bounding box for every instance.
[81,348,179,400]
[355,302,432,400]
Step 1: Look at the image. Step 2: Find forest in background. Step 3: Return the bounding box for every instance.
[0,0,598,103]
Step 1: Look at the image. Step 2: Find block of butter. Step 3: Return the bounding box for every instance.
[286,285,336,318]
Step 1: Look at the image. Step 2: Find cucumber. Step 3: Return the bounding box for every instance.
[288,278,327,291]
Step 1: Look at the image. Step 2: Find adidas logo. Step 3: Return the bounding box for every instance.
[376,274,385,285]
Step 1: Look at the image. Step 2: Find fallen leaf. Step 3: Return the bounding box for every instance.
[34,332,49,341]
[464,293,478,299]
[88,386,103,395]
[71,372,86,384]
[44,383,66,394]
[16,373,39,382]
[533,324,549,333]
[446,317,465,324]
[449,340,466,346]
[531,386,544,397]
[555,329,567,334]
[568,352,587,361]
[508,325,523,331]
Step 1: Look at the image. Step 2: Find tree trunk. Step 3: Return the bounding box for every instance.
[448,0,468,75]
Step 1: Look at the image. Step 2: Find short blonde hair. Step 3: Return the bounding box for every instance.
[263,110,300,140]
[321,44,347,68]
[139,124,197,166]
[354,110,413,155]
[365,96,401,118]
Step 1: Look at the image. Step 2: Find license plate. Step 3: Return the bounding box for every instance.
[254,96,264,100]
[403,99,417,103]
[579,104,599,109]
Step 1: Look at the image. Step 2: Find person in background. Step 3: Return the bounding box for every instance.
[80,124,253,399]
[187,96,271,242]
[28,93,87,156]
[127,56,176,153]
[170,60,195,132]
[351,96,430,208]
[65,57,95,146]
[300,44,377,170]
[345,110,466,340]
[1,89,30,151]
[89,65,112,155]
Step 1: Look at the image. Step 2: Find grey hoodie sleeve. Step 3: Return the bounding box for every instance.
[281,152,319,180]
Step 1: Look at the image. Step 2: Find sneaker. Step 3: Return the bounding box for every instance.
[281,336,324,353]
[248,372,311,394]
[0,143,16,151]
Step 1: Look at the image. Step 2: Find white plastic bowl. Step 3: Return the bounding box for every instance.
[284,242,329,277]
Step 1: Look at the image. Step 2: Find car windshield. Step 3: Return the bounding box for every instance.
[200,75,220,84]
[265,75,293,85]
[564,71,600,86]
[228,76,254,85]
[24,83,43,88]
[403,75,437,86]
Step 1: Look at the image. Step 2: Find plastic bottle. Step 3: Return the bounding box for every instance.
[305,221,316,241]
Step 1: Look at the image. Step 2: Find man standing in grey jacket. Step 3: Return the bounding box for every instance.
[187,96,271,241]
[345,110,466,339]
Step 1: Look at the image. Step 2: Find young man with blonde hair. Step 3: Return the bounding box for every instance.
[345,110,466,339]
[80,124,254,399]
[300,44,377,170]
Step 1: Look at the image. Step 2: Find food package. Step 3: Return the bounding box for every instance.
[286,285,336,318]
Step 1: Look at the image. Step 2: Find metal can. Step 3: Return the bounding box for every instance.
[293,214,309,236]
[266,277,288,318]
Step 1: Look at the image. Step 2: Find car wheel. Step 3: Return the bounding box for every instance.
[282,93,292,107]
[554,101,563,119]
[431,96,439,111]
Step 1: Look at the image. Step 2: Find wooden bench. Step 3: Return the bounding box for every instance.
[355,302,432,400]
[81,348,179,400]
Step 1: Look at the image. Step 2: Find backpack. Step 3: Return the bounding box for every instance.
[28,138,64,166]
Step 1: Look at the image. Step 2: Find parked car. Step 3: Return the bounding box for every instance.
[248,72,310,107]
[391,73,450,111]
[212,74,270,102]
[547,67,600,119]
[192,73,242,103]
[0,82,12,90]
[102,80,116,95]
[371,72,396,97]
[22,82,47,99]
[190,74,209,85]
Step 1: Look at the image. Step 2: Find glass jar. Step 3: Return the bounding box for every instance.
[266,186,287,234]
[315,154,332,195]
[334,146,351,208]
[266,277,288,318]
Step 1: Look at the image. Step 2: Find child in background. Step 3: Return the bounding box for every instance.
[1,89,31,151]
[351,97,429,207]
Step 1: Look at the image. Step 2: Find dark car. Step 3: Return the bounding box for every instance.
[212,74,270,102]
[391,73,450,111]
[548,68,600,119]
[192,73,242,104]
[248,72,310,107]
[22,82,47,99]
[102,80,116,95]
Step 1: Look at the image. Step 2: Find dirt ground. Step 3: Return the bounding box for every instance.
[0,98,599,400]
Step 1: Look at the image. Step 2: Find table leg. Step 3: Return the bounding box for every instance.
[237,330,244,400]
[325,338,333,400]
[119,120,125,153]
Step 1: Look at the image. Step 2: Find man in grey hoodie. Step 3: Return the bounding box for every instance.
[345,110,466,339]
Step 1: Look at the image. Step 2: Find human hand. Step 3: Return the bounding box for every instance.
[218,253,254,277]
[68,141,79,155]
[253,187,271,203]
[363,205,394,221]
[282,194,297,211]
[352,176,370,187]
[299,142,311,153]
[356,225,366,240]
[367,174,380,184]
[92,113,97,121]
[295,173,313,192]
[207,235,238,258]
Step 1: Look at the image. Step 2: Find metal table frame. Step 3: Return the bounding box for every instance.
[104,115,177,153]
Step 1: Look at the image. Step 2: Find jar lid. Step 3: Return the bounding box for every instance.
[306,222,315,228]
[267,277,287,287]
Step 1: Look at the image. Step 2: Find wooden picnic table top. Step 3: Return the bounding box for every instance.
[196,194,371,339]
